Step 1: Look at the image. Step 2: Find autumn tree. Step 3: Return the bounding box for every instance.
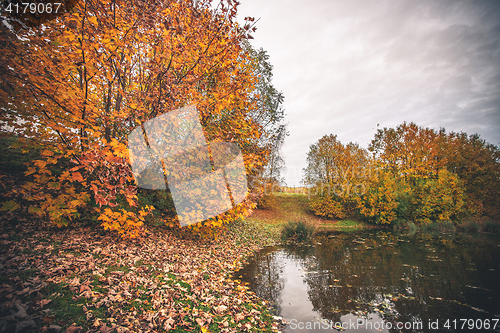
[354,165,402,225]
[302,134,370,218]
[243,42,287,184]
[408,168,466,224]
[369,122,448,182]
[444,132,500,217]
[304,122,496,225]
[0,0,281,237]
[230,42,288,208]
[368,122,497,223]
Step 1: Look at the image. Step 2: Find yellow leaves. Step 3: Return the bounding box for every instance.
[355,169,399,225]
[200,326,211,333]
[69,199,83,208]
[310,196,346,219]
[97,207,147,238]
[409,168,466,224]
[139,205,154,217]
[87,15,98,26]
[109,138,129,159]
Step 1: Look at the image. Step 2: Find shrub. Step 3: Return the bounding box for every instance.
[408,169,466,224]
[137,188,176,226]
[424,220,455,233]
[408,222,418,234]
[456,220,480,232]
[280,220,316,243]
[482,220,500,233]
[355,170,399,224]
[309,196,346,219]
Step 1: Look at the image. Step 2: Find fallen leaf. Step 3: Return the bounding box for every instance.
[38,299,52,307]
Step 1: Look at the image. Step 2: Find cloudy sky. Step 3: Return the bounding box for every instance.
[237,0,500,186]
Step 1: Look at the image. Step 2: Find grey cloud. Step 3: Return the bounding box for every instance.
[238,0,500,185]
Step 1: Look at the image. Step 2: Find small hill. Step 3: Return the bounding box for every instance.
[248,193,367,232]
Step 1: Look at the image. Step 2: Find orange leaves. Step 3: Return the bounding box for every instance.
[71,171,84,183]
[34,160,47,169]
[17,150,90,226]
[1,0,281,238]
[109,138,129,159]
[24,167,37,176]
[369,122,448,180]
[366,123,500,222]
[41,149,54,157]
[126,195,138,208]
[87,15,98,27]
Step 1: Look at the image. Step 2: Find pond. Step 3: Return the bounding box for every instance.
[236,230,500,332]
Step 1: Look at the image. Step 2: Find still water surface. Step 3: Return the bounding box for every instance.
[236,231,500,332]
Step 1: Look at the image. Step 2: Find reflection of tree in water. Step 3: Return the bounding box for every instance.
[302,231,500,331]
[236,246,287,314]
[237,231,500,332]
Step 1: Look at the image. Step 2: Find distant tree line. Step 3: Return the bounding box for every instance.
[302,122,500,225]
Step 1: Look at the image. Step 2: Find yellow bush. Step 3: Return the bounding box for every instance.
[409,169,466,224]
[309,196,346,219]
[355,170,398,224]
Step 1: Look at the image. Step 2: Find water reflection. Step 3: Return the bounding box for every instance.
[237,231,500,332]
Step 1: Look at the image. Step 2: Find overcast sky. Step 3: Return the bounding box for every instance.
[237,0,500,187]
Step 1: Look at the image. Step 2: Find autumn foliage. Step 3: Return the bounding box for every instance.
[0,0,284,237]
[303,123,500,225]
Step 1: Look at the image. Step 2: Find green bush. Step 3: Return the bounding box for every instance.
[482,220,500,233]
[280,220,316,243]
[137,188,176,226]
[424,220,455,233]
[456,220,480,232]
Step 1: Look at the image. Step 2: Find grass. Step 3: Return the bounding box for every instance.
[247,192,371,233]
[317,219,368,232]
[483,220,500,233]
[39,283,87,328]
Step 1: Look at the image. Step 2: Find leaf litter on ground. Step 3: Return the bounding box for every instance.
[0,217,285,332]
